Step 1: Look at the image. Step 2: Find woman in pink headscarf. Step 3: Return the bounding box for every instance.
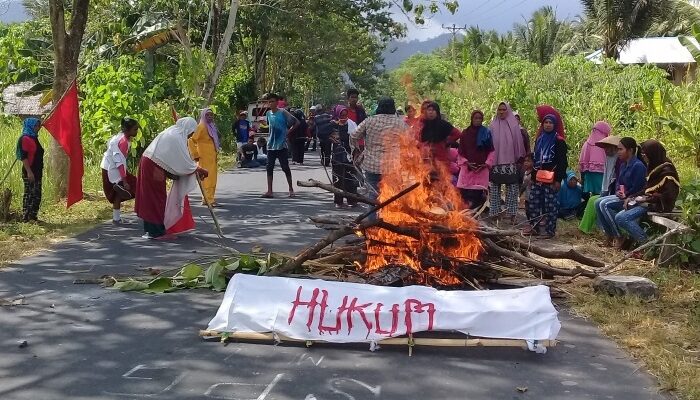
[579,121,612,194]
[488,102,526,222]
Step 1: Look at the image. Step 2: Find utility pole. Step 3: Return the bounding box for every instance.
[442,24,468,64]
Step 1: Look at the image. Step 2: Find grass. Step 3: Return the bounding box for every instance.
[554,220,700,400]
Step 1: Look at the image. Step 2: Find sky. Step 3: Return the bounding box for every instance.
[396,0,583,41]
[0,1,28,23]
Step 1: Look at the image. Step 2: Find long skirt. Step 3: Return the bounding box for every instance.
[135,157,167,237]
[102,169,137,204]
[22,175,42,222]
[582,171,603,195]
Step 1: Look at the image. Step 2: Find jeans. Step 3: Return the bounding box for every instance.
[595,195,624,237]
[614,205,649,243]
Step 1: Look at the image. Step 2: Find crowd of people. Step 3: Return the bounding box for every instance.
[15,88,680,248]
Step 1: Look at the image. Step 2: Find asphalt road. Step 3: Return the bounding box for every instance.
[0,157,667,400]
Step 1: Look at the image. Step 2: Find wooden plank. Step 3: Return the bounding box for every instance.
[198,330,556,349]
[649,215,688,231]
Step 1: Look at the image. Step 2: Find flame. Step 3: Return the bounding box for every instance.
[360,132,482,286]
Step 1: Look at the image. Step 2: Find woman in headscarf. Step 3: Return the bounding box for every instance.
[289,109,309,165]
[579,135,623,234]
[614,140,680,245]
[416,101,461,165]
[404,104,419,128]
[525,113,568,239]
[456,110,494,210]
[188,108,220,206]
[136,117,208,239]
[579,121,612,194]
[16,118,43,223]
[488,102,527,222]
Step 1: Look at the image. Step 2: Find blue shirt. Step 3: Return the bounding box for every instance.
[616,157,647,197]
[235,120,250,142]
[266,109,296,150]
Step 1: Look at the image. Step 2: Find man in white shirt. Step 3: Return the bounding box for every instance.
[100,117,139,223]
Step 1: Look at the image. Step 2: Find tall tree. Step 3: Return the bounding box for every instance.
[513,6,567,66]
[581,0,668,58]
[48,0,89,195]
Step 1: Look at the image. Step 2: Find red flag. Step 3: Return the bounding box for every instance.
[43,81,84,207]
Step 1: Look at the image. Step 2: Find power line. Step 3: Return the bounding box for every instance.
[442,23,469,63]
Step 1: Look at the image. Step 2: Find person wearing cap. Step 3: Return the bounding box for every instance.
[579,121,613,195]
[233,111,251,147]
[101,117,139,224]
[579,135,623,233]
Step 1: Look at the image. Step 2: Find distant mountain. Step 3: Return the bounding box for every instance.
[382,33,455,70]
[1,1,29,23]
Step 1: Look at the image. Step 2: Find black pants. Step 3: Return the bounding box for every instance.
[332,163,358,205]
[22,176,42,222]
[266,149,291,178]
[319,140,332,167]
[292,139,306,164]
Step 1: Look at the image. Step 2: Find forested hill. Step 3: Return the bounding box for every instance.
[383,33,453,70]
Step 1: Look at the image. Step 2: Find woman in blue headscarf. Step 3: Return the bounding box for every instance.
[525,113,568,238]
[16,118,44,222]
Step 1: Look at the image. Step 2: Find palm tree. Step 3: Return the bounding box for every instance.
[513,6,566,65]
[649,0,700,36]
[581,0,669,58]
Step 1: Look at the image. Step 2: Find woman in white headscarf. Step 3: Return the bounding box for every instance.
[135,117,208,239]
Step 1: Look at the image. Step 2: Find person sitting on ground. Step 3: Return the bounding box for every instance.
[525,113,568,239]
[614,139,680,246]
[456,110,494,210]
[261,92,299,198]
[557,171,586,221]
[238,136,261,168]
[594,137,647,248]
[101,117,139,224]
[579,135,623,233]
[330,129,359,208]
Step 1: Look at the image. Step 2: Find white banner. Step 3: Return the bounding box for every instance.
[208,275,560,343]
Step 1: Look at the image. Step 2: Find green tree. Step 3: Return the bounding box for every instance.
[513,6,569,66]
[581,0,669,58]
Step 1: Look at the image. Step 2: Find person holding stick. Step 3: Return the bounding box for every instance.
[135,117,208,239]
[100,117,139,224]
[16,118,44,223]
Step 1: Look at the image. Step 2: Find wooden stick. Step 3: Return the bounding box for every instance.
[483,238,597,278]
[504,237,605,268]
[198,330,556,349]
[0,159,18,188]
[297,179,378,205]
[196,174,224,238]
[354,182,421,223]
[601,223,692,273]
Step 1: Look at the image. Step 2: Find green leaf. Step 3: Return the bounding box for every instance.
[652,89,663,114]
[113,280,149,292]
[691,239,700,253]
[205,263,227,291]
[239,254,260,271]
[143,277,173,294]
[257,260,269,275]
[224,260,240,271]
[179,264,203,281]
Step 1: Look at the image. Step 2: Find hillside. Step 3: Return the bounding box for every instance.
[382,33,454,70]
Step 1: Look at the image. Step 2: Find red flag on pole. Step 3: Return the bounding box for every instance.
[43,80,84,207]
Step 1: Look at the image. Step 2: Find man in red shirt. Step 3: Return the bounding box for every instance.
[345,88,367,124]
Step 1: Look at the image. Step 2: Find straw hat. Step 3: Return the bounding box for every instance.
[596,135,621,148]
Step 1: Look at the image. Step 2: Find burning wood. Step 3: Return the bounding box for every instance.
[278,134,604,292]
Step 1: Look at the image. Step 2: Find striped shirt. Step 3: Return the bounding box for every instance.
[350,114,408,174]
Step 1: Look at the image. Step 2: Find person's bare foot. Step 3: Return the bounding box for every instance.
[261,192,273,198]
[288,191,295,198]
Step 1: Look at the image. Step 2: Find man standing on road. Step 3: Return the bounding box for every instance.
[345,88,367,125]
[314,104,334,167]
[262,93,299,198]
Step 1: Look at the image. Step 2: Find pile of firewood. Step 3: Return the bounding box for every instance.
[269,179,611,295]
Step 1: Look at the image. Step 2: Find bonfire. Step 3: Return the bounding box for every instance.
[280,131,605,291]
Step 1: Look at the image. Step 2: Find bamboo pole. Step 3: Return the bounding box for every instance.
[199,330,556,349]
